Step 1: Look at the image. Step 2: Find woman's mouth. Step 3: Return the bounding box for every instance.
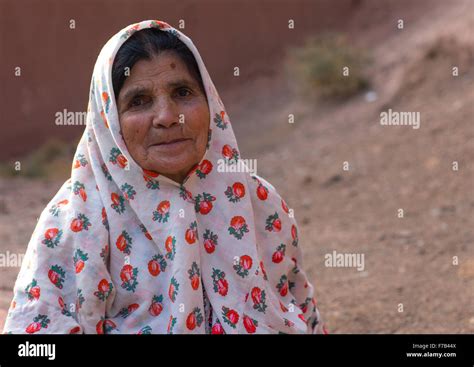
[151,138,191,149]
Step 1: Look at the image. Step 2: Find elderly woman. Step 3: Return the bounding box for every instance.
[3,20,325,334]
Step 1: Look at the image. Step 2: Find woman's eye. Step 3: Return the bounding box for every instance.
[130,95,151,107]
[177,88,192,97]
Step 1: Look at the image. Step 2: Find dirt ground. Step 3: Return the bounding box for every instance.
[1,0,473,333]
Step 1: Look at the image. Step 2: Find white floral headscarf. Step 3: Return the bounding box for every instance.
[3,20,325,334]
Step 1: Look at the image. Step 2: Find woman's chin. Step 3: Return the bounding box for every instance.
[145,161,194,180]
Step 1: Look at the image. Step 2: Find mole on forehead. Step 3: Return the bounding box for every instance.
[136,63,188,82]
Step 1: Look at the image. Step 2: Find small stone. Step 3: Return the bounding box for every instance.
[302,175,313,185]
[322,174,342,187]
[365,90,378,102]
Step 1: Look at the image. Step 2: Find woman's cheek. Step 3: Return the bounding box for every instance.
[183,100,210,139]
[121,114,150,152]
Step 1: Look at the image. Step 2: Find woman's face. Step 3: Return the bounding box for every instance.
[117,51,210,184]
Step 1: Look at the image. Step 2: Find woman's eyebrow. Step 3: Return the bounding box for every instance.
[120,86,150,104]
[166,78,197,89]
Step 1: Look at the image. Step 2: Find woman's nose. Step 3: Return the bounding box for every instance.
[151,96,179,128]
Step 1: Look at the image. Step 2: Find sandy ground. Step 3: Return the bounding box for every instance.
[1,0,473,333]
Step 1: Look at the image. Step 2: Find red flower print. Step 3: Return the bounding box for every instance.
[299,299,310,314]
[272,243,286,263]
[48,265,65,289]
[265,212,282,232]
[25,279,40,301]
[212,268,228,296]
[225,182,246,203]
[221,306,239,328]
[140,224,152,240]
[48,198,69,216]
[167,315,177,334]
[149,295,164,317]
[58,296,72,316]
[96,317,116,334]
[143,169,160,190]
[111,192,126,214]
[251,176,269,200]
[101,207,109,230]
[109,147,128,169]
[116,230,133,255]
[42,228,63,248]
[228,215,249,240]
[186,307,204,330]
[251,287,267,313]
[118,303,140,318]
[148,254,167,277]
[150,20,171,29]
[256,184,269,200]
[121,183,136,200]
[211,321,225,334]
[116,155,127,168]
[120,264,139,292]
[291,224,299,246]
[196,159,213,179]
[221,144,239,163]
[259,261,268,280]
[69,326,82,334]
[194,192,216,215]
[72,181,87,202]
[100,110,109,128]
[185,221,198,244]
[179,186,194,203]
[164,235,176,261]
[168,277,180,303]
[94,278,113,301]
[187,262,201,290]
[214,111,229,130]
[203,229,218,254]
[143,168,159,178]
[233,254,253,277]
[72,153,88,169]
[243,314,258,334]
[73,248,89,274]
[25,314,50,334]
[102,91,110,112]
[276,275,295,297]
[70,213,91,232]
[280,301,289,312]
[298,313,307,323]
[152,200,170,223]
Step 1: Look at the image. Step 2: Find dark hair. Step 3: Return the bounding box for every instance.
[112,28,205,99]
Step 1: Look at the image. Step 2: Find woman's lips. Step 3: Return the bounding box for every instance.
[150,138,191,149]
